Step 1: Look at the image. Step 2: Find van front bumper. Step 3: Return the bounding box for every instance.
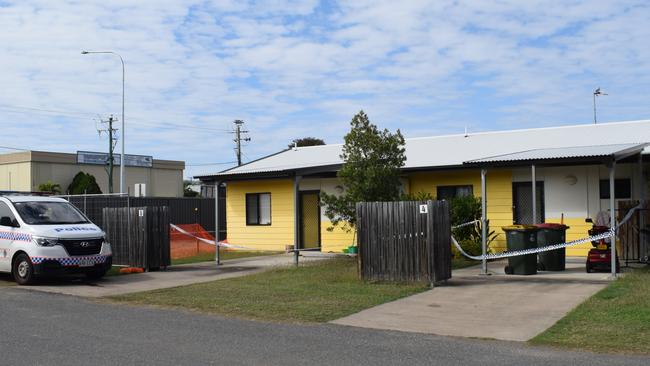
[32,255,112,275]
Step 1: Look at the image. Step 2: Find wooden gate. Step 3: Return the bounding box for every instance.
[356,200,451,284]
[103,206,171,270]
[618,200,650,263]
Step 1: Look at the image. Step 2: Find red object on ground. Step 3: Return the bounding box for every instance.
[170,223,222,259]
[119,267,145,274]
[585,223,618,273]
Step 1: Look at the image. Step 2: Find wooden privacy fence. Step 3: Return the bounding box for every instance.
[356,200,452,284]
[103,206,171,270]
[618,200,650,264]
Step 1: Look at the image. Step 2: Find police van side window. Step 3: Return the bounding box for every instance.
[0,202,19,227]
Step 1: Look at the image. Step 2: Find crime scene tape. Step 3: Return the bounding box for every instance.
[169,224,322,252]
[451,201,643,261]
[170,223,258,250]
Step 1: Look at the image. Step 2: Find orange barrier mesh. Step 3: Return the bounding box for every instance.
[170,223,219,259]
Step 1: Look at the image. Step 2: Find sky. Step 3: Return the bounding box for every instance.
[0,0,649,179]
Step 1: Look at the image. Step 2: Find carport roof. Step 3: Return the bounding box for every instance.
[463,143,648,167]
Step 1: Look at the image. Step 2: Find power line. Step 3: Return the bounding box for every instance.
[0,103,233,133]
[0,145,29,151]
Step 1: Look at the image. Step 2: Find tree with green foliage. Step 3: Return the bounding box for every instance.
[37,180,62,194]
[183,180,200,197]
[288,137,325,149]
[67,172,102,195]
[321,111,405,231]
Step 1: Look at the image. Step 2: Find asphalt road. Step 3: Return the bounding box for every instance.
[0,288,647,366]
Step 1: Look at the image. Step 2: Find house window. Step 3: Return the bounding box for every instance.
[246,193,271,225]
[437,185,473,200]
[599,179,631,199]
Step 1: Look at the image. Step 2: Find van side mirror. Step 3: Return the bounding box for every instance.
[585,218,593,223]
[0,216,14,227]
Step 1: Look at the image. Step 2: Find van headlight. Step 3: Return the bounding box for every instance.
[32,236,59,247]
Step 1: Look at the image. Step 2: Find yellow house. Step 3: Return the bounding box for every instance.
[196,120,650,258]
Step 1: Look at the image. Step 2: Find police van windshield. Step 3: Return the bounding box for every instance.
[13,201,89,225]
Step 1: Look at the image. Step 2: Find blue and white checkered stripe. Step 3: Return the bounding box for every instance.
[0,231,32,242]
[31,255,109,266]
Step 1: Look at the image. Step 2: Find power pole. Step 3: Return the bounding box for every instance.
[98,115,118,193]
[233,119,251,166]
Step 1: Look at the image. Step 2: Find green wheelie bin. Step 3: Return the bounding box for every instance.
[536,223,569,271]
[502,225,538,275]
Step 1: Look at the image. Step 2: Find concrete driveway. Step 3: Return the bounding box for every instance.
[12,253,331,298]
[332,258,612,341]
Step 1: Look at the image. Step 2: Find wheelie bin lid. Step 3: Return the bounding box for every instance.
[502,225,538,232]
[535,223,569,230]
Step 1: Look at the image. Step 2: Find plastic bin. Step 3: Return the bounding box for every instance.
[502,225,538,275]
[536,223,569,271]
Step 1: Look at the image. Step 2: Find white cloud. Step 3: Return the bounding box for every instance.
[0,0,648,179]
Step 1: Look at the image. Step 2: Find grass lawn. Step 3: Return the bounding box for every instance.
[531,266,650,354]
[171,250,281,265]
[109,257,430,323]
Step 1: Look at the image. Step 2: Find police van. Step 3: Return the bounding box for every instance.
[0,195,112,285]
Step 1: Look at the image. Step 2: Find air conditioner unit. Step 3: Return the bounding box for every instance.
[134,183,146,197]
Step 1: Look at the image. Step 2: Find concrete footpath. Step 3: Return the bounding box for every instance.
[15,253,330,298]
[332,258,612,341]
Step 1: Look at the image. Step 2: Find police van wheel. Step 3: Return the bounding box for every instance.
[13,253,35,286]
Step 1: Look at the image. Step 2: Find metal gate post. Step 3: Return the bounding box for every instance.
[293,175,301,266]
[215,181,221,266]
[609,162,617,278]
[531,165,537,224]
[638,154,645,262]
[481,168,488,275]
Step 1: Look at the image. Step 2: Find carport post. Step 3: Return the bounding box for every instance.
[639,154,646,201]
[215,181,221,266]
[481,168,487,275]
[639,154,645,258]
[531,165,537,224]
[293,175,301,266]
[609,162,616,278]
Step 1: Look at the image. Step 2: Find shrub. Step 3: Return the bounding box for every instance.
[67,172,102,194]
[400,191,434,201]
[37,180,62,194]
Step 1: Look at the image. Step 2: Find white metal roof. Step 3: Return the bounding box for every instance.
[465,143,647,164]
[197,119,650,178]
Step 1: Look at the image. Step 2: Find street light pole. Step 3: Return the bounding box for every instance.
[82,50,126,194]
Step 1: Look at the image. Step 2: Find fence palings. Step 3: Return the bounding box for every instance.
[356,200,451,284]
[102,206,171,270]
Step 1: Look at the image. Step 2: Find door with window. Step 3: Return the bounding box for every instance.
[299,191,321,250]
[512,182,544,224]
[0,201,20,272]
